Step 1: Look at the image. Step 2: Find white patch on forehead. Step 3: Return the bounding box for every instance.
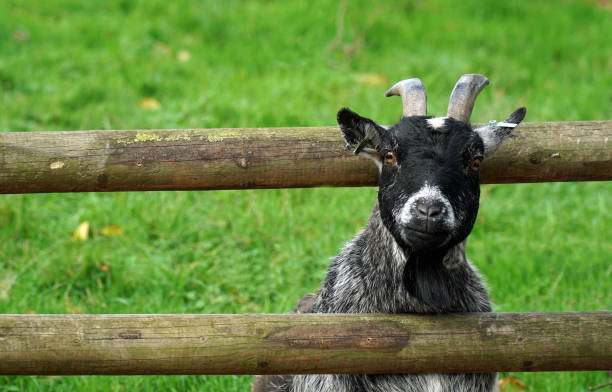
[426,116,448,130]
[398,183,456,228]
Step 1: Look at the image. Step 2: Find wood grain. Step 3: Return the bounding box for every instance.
[1,121,610,194]
[0,312,610,375]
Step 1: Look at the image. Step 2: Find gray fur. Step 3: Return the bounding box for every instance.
[291,204,495,392]
[254,203,495,392]
[312,203,491,315]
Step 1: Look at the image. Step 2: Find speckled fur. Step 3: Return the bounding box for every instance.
[289,203,495,392]
[256,202,496,392]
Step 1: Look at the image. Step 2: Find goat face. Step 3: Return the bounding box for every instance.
[383,115,484,253]
[338,75,526,255]
[339,109,487,254]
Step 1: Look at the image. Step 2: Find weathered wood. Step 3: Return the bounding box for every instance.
[0,312,610,375]
[0,121,610,194]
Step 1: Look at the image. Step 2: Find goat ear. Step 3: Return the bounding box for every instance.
[337,108,385,166]
[474,107,526,158]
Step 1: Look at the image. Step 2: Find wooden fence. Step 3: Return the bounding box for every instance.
[1,121,611,194]
[0,313,611,375]
[0,120,611,375]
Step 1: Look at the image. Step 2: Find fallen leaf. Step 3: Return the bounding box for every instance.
[72,221,90,241]
[584,0,612,10]
[11,29,30,42]
[153,42,171,56]
[499,376,526,392]
[139,97,160,110]
[101,224,124,237]
[177,50,191,62]
[355,72,388,87]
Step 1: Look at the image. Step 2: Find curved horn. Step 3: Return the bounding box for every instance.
[446,74,489,123]
[385,78,427,117]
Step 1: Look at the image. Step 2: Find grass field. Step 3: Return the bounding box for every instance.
[1,0,611,391]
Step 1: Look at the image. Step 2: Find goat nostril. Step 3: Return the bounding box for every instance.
[416,202,429,217]
[428,204,443,218]
[414,199,446,219]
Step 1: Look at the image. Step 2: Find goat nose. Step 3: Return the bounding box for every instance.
[415,199,445,219]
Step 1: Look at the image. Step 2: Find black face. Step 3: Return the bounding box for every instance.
[338,109,485,255]
[378,116,484,253]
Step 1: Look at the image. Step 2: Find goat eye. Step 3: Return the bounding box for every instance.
[384,152,396,164]
[470,158,482,171]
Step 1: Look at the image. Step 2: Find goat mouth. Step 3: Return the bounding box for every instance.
[401,226,449,250]
[403,226,447,238]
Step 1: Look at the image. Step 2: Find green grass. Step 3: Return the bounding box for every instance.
[0,0,610,390]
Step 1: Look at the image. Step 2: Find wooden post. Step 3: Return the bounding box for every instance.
[1,121,610,194]
[0,312,610,375]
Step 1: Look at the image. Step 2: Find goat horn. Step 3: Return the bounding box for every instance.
[385,78,427,117]
[446,74,489,123]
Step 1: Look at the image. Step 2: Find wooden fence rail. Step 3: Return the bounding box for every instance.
[1,121,611,378]
[1,312,610,375]
[1,120,611,194]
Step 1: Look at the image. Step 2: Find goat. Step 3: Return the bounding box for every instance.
[252,74,526,392]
